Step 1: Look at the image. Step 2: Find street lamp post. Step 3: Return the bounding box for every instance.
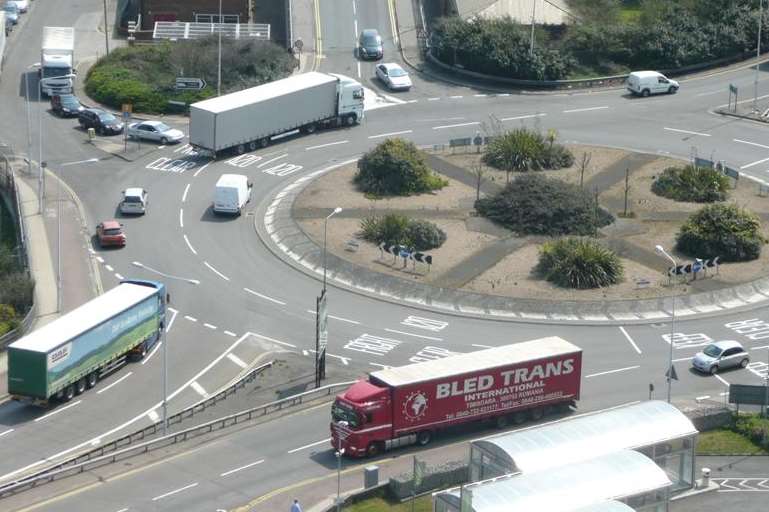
[23,64,42,214]
[102,0,110,55]
[217,0,222,96]
[335,420,348,512]
[323,207,342,292]
[755,0,764,113]
[655,244,677,404]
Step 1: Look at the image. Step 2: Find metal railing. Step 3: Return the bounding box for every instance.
[0,379,354,498]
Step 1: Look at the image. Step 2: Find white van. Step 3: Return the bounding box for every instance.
[213,174,252,215]
[120,188,148,215]
[626,71,679,97]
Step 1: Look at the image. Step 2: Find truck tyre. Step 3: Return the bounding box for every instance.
[75,378,86,395]
[345,115,356,126]
[248,141,257,151]
[641,89,650,97]
[530,407,544,420]
[259,138,269,148]
[305,123,317,134]
[63,385,75,402]
[86,372,98,389]
[513,411,528,425]
[366,442,383,457]
[495,415,509,429]
[416,430,432,446]
[237,144,245,154]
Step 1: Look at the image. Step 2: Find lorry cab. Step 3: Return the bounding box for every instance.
[213,174,252,215]
[331,380,392,457]
[331,74,365,126]
[626,70,679,97]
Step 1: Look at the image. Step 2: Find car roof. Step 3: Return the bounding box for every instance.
[629,71,663,79]
[710,340,744,351]
[141,120,164,127]
[124,187,145,196]
[101,219,121,229]
[381,62,405,72]
[361,29,380,37]
[84,108,105,114]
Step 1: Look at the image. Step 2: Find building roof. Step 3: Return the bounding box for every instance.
[473,400,697,474]
[436,450,671,512]
[190,72,336,114]
[571,502,636,512]
[9,283,157,353]
[370,336,580,387]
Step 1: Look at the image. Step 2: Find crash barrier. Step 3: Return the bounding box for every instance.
[0,378,355,499]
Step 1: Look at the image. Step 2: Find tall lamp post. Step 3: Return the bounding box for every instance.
[23,63,42,214]
[335,420,349,512]
[102,0,110,55]
[755,0,764,113]
[655,244,677,404]
[217,0,223,96]
[323,207,342,292]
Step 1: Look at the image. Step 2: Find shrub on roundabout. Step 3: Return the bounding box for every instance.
[536,238,624,289]
[676,204,766,262]
[651,165,729,203]
[354,139,448,196]
[359,215,446,251]
[475,174,613,236]
[482,128,574,172]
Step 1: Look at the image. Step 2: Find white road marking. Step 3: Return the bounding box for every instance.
[369,362,390,369]
[104,264,113,272]
[433,121,480,130]
[193,161,211,177]
[227,353,248,369]
[224,330,237,337]
[696,395,711,400]
[306,310,360,324]
[204,261,230,281]
[585,365,640,378]
[142,341,162,365]
[96,256,104,263]
[0,429,14,438]
[179,208,184,228]
[308,349,350,365]
[449,95,463,99]
[501,113,546,121]
[97,372,133,393]
[288,438,331,454]
[131,261,200,285]
[695,90,721,97]
[618,326,642,354]
[114,273,124,280]
[256,153,288,168]
[406,100,418,103]
[714,374,730,387]
[220,459,265,477]
[369,130,413,139]
[563,106,609,113]
[740,156,769,169]
[428,97,440,101]
[184,234,197,255]
[190,381,208,397]
[354,19,358,39]
[735,138,769,150]
[472,344,493,349]
[152,482,199,501]
[250,332,297,348]
[664,127,711,137]
[474,94,488,97]
[182,183,190,202]
[34,400,82,422]
[115,509,129,512]
[185,315,198,322]
[203,323,217,330]
[306,140,349,151]
[751,345,769,350]
[244,287,286,305]
[148,410,160,422]
[357,61,361,79]
[497,93,510,97]
[672,357,691,362]
[384,328,442,341]
[352,0,356,16]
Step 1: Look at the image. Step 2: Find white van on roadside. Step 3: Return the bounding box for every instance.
[626,71,679,97]
[120,188,148,215]
[213,174,252,215]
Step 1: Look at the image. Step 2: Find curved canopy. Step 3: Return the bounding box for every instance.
[474,400,697,473]
[441,450,670,512]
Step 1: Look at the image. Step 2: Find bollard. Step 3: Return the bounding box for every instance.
[700,467,711,489]
[87,127,96,141]
[364,465,379,489]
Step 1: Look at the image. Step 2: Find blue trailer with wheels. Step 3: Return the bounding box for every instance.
[7,280,167,406]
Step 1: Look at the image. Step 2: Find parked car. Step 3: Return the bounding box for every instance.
[78,108,124,135]
[120,188,148,215]
[7,0,27,13]
[127,120,184,145]
[375,63,412,91]
[691,340,749,374]
[626,71,679,97]
[2,3,19,25]
[51,94,84,117]
[96,220,126,248]
[358,29,383,60]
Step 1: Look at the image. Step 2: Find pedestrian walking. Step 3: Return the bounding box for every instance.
[290,498,303,512]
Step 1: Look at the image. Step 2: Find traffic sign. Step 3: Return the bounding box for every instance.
[175,77,207,90]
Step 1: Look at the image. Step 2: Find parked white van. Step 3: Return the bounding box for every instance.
[120,188,148,215]
[626,71,679,97]
[213,174,252,215]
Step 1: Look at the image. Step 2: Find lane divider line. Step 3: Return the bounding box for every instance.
[152,482,199,501]
[618,326,642,354]
[34,400,82,422]
[220,459,265,477]
[585,365,640,378]
[97,372,133,393]
[204,261,230,281]
[244,287,286,305]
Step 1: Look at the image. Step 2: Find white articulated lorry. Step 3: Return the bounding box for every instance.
[189,72,364,158]
[40,27,75,96]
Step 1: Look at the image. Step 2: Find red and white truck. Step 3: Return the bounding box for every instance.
[330,336,582,457]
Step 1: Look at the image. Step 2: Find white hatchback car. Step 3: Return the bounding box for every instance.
[375,63,412,91]
[120,188,148,215]
[691,340,749,374]
[127,120,185,145]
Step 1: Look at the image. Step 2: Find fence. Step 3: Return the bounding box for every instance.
[0,149,35,348]
[0,377,354,498]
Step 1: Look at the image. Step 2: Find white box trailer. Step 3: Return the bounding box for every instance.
[189,72,364,157]
[40,27,75,96]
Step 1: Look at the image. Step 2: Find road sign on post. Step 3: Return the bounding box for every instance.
[175,77,207,90]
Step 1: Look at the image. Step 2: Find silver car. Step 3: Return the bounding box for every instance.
[691,340,749,374]
[127,120,185,145]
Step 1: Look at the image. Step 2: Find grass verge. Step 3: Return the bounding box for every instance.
[697,428,769,455]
